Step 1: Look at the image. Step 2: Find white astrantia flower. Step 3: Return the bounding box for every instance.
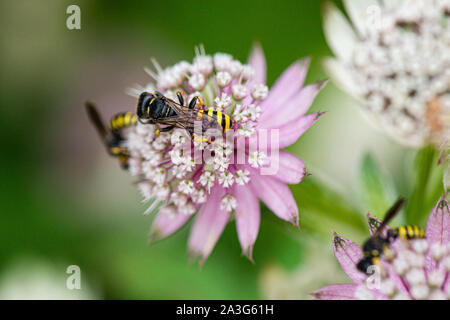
[214,93,232,110]
[234,169,250,185]
[220,194,237,212]
[248,151,267,168]
[218,171,234,188]
[322,0,450,148]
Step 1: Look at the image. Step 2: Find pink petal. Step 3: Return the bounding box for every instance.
[249,169,299,226]
[269,150,307,185]
[233,184,260,261]
[149,210,191,243]
[188,186,230,264]
[277,112,324,148]
[258,80,327,129]
[249,112,324,150]
[247,43,266,85]
[366,213,405,253]
[332,232,367,284]
[366,212,392,236]
[311,284,358,300]
[260,58,310,115]
[425,195,450,273]
[426,194,450,246]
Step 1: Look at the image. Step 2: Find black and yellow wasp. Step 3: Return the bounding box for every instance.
[356,198,426,274]
[136,91,234,141]
[85,102,137,169]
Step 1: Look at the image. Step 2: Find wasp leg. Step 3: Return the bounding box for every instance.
[188,95,205,109]
[176,91,186,106]
[188,96,198,109]
[197,96,205,108]
[138,118,155,125]
[194,137,213,144]
[192,132,212,144]
[160,125,175,132]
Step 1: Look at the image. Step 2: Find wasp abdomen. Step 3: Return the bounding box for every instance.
[395,225,425,240]
[196,109,233,133]
[110,112,138,131]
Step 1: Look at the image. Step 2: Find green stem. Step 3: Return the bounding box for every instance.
[405,145,438,225]
[291,177,366,232]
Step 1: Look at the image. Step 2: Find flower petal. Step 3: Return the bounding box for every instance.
[323,57,361,99]
[249,170,299,226]
[277,112,324,148]
[311,284,358,300]
[322,2,358,62]
[188,186,230,264]
[258,80,327,129]
[366,212,392,236]
[343,0,379,37]
[332,232,366,284]
[149,210,191,243]
[247,43,266,85]
[380,0,403,9]
[260,57,310,116]
[269,150,307,185]
[426,195,450,246]
[233,184,260,261]
[249,113,323,150]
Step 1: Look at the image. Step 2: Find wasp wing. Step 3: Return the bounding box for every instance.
[374,197,406,236]
[85,102,112,150]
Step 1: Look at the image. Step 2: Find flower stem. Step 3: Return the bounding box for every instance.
[291,177,366,233]
[405,145,439,225]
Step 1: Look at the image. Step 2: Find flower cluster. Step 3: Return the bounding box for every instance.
[124,45,325,263]
[312,195,450,300]
[323,0,450,147]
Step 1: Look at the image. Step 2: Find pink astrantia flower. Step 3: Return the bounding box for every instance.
[125,45,326,264]
[312,195,450,300]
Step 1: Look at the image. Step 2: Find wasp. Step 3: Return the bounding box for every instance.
[136,91,234,141]
[356,198,426,274]
[85,102,137,169]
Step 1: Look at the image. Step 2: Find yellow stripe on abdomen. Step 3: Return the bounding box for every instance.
[407,226,414,238]
[224,114,231,132]
[215,111,223,128]
[419,228,425,238]
[124,113,131,125]
[196,109,204,121]
[207,109,214,122]
[398,226,407,240]
[413,226,420,237]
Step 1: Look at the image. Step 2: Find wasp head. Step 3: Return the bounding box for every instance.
[357,257,375,274]
[137,91,155,120]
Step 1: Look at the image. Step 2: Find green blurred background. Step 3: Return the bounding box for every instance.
[0,0,442,299]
